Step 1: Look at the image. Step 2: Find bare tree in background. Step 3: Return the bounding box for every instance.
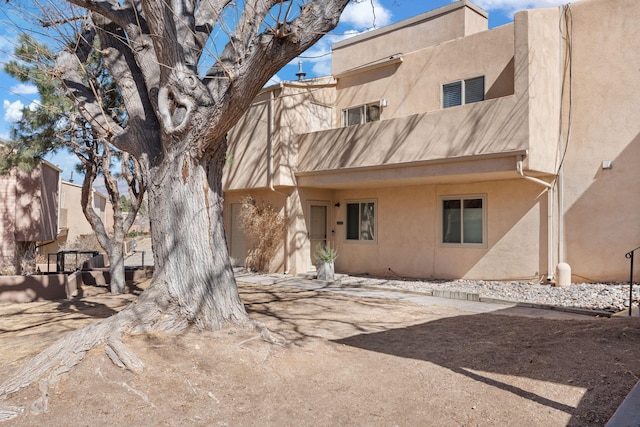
[0,0,350,399]
[4,34,145,293]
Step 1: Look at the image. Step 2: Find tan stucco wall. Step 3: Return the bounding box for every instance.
[224,189,289,273]
[558,0,640,281]
[335,23,514,121]
[225,100,270,190]
[330,179,546,280]
[223,0,640,282]
[60,182,95,241]
[58,182,110,249]
[298,96,527,177]
[332,1,488,76]
[0,170,17,266]
[0,162,59,267]
[224,81,336,192]
[38,163,59,242]
[514,7,561,174]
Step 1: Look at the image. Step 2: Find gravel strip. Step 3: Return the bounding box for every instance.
[339,276,639,313]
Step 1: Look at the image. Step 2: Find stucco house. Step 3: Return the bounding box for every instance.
[223,0,640,283]
[0,160,60,272]
[40,180,114,255]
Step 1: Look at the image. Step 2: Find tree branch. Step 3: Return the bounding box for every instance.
[200,0,350,153]
[65,0,136,29]
[193,0,231,63]
[93,13,160,157]
[55,50,124,141]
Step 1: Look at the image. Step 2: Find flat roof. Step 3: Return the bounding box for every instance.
[332,0,488,51]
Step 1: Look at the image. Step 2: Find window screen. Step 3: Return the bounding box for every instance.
[465,77,485,104]
[443,82,462,108]
[442,76,485,108]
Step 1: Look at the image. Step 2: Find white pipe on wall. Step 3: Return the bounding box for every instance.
[517,154,555,282]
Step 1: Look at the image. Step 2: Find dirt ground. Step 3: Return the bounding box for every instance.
[1,280,639,426]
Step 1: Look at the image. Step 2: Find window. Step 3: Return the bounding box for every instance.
[442,196,485,245]
[342,102,381,127]
[346,200,376,241]
[442,76,485,108]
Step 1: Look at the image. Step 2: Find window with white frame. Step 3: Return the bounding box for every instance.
[346,200,376,241]
[342,102,381,127]
[442,195,486,245]
[442,76,485,109]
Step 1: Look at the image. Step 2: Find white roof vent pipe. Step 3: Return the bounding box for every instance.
[295,60,306,80]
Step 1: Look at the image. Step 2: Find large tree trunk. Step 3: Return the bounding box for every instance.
[144,144,248,330]
[107,244,126,294]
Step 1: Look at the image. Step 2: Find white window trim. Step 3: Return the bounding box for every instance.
[440,194,487,248]
[344,199,377,243]
[341,102,382,127]
[441,76,485,109]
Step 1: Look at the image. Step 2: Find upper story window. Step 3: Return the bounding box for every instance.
[442,76,485,109]
[342,102,381,127]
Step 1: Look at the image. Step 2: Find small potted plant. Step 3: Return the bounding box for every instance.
[314,244,337,282]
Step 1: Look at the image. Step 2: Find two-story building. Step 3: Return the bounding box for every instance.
[42,180,114,254]
[223,0,640,283]
[0,160,60,272]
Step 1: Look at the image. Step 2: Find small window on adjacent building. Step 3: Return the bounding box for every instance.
[346,200,376,241]
[442,196,485,245]
[342,103,381,127]
[442,76,485,109]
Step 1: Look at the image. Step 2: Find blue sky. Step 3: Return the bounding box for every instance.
[0,0,574,182]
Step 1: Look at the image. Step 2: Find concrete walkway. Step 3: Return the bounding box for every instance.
[235,271,640,425]
[234,271,601,320]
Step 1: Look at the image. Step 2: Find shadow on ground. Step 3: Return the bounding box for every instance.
[333,308,640,427]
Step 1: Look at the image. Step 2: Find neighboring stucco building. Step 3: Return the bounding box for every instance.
[0,161,60,271]
[42,180,114,254]
[223,0,640,283]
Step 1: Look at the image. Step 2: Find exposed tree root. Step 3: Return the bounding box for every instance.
[0,284,285,416]
[0,319,115,397]
[251,320,287,347]
[0,288,167,408]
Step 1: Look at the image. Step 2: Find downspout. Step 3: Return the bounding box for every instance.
[557,168,564,264]
[517,154,555,282]
[57,174,62,236]
[267,86,290,274]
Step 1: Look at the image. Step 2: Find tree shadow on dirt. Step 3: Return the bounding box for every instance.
[333,309,640,427]
[56,299,119,318]
[240,282,430,344]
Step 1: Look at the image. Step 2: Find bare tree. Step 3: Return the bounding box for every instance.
[4,34,144,293]
[0,0,350,400]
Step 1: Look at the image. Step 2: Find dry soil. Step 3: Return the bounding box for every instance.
[1,280,639,426]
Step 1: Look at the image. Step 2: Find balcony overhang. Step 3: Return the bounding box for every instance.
[295,150,552,189]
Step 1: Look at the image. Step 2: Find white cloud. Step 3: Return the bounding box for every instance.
[11,83,38,96]
[340,0,392,29]
[476,0,581,16]
[28,100,40,111]
[3,99,24,122]
[311,60,332,78]
[294,30,365,78]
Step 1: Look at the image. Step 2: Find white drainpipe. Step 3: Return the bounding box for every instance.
[517,154,555,282]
